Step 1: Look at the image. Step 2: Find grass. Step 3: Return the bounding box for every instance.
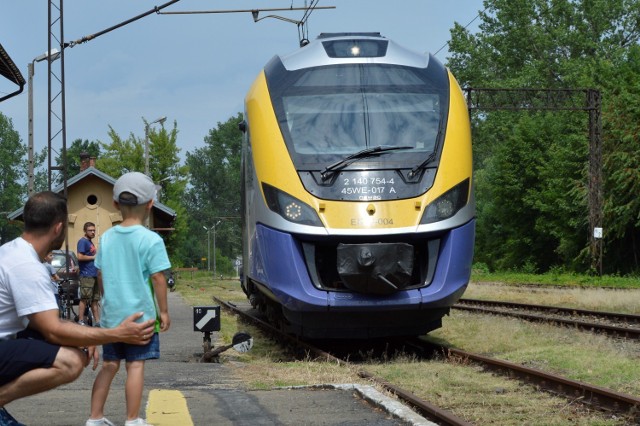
[173,273,637,425]
[428,310,640,396]
[366,360,618,426]
[464,281,640,314]
[471,269,640,289]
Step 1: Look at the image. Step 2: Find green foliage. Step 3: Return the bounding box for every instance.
[449,0,640,273]
[96,126,145,176]
[55,138,101,181]
[184,113,243,268]
[95,120,190,266]
[470,269,640,289]
[31,148,48,193]
[0,112,27,242]
[601,44,640,271]
[472,262,490,274]
[144,120,190,267]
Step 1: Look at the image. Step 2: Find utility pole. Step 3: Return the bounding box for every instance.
[144,116,166,177]
[28,49,60,195]
[465,87,603,274]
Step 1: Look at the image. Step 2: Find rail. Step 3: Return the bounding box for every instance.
[213,297,471,426]
[454,299,640,339]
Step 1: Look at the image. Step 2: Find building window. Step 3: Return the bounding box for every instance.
[85,194,100,210]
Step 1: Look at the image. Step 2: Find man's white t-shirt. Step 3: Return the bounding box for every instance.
[0,238,59,339]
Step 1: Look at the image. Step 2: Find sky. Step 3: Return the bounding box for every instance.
[0,1,484,163]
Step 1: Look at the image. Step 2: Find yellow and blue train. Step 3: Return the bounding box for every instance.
[240,33,474,339]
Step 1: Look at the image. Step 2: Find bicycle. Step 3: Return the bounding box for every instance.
[58,278,77,321]
[77,296,97,327]
[58,279,96,326]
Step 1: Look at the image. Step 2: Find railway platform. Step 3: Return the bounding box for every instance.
[8,292,433,425]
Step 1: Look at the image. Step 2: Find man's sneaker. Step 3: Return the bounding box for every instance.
[124,418,153,426]
[85,417,115,426]
[0,407,25,426]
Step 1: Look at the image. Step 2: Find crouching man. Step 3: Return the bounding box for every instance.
[0,191,155,425]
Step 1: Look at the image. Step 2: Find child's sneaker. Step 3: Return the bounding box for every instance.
[124,419,153,426]
[85,417,115,426]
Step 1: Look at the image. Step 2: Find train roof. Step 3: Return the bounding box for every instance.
[278,32,433,71]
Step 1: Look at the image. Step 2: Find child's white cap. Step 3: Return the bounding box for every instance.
[113,172,156,206]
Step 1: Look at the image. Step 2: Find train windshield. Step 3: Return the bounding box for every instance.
[268,63,449,169]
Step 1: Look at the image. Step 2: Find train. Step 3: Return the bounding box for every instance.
[239,32,474,339]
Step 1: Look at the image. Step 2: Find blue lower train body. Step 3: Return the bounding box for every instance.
[248,220,475,338]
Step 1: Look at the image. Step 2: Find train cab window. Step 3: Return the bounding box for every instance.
[268,62,449,169]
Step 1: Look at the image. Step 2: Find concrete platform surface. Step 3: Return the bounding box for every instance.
[8,291,434,426]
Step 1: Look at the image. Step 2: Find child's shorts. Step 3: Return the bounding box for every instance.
[102,333,159,361]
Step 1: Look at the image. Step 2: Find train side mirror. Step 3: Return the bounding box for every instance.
[238,120,247,133]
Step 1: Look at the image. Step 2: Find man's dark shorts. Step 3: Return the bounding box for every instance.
[80,276,100,302]
[0,338,59,385]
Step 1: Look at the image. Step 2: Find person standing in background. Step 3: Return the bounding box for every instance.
[77,222,100,326]
[43,251,61,310]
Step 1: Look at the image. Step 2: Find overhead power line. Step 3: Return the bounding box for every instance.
[157,1,335,47]
[433,6,487,57]
[64,0,181,49]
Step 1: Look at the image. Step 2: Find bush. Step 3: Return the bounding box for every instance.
[472,262,490,274]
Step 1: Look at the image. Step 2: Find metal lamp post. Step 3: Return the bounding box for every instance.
[203,221,221,274]
[28,49,60,195]
[144,116,167,176]
[202,225,211,271]
[212,220,221,279]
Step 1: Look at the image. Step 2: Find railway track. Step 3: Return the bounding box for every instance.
[413,339,640,420]
[454,298,640,339]
[213,297,640,424]
[213,297,471,426]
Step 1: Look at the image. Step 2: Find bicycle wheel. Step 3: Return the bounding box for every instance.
[59,304,71,320]
[86,307,94,327]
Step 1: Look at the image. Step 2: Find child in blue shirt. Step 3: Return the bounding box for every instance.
[86,172,171,426]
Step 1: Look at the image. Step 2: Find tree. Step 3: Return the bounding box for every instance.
[54,138,101,181]
[600,45,640,271]
[96,126,145,177]
[96,119,190,266]
[0,113,28,243]
[448,0,640,273]
[184,113,243,269]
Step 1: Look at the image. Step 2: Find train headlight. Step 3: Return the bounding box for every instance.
[322,39,388,58]
[420,179,470,224]
[262,183,323,227]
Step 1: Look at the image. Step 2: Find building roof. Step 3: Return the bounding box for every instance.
[8,167,177,225]
[0,43,26,103]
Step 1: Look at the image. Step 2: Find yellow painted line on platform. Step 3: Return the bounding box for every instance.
[146,389,194,426]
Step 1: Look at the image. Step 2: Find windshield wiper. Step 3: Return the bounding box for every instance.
[408,151,437,178]
[320,145,412,181]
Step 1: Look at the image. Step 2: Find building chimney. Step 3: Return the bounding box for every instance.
[89,157,96,168]
[80,152,90,171]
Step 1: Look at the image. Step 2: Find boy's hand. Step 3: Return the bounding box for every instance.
[159,312,171,332]
[87,346,100,370]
